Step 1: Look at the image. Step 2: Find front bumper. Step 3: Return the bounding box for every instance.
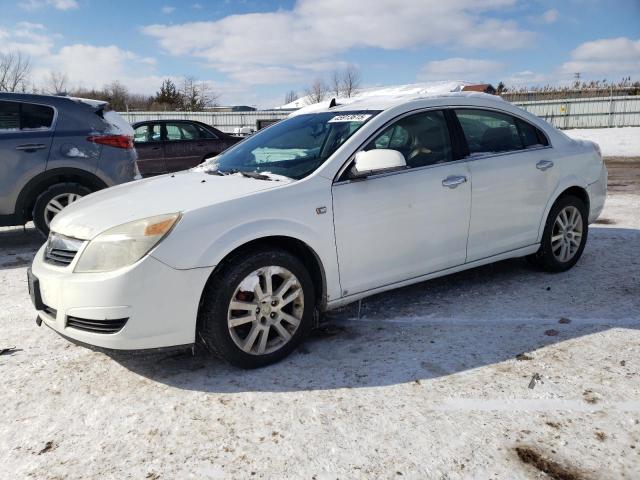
[30,244,213,350]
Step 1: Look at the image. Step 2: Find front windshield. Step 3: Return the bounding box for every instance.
[199,111,379,179]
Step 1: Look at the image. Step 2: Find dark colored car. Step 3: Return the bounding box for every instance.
[132,120,241,176]
[0,93,137,234]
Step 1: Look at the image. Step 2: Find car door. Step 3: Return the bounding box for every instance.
[454,108,557,262]
[163,122,206,172]
[332,110,472,296]
[133,122,165,176]
[0,100,53,216]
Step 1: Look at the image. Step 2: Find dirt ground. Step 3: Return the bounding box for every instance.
[0,159,638,479]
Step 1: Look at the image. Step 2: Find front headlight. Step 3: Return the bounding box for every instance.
[74,213,181,273]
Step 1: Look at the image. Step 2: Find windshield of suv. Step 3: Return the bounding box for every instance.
[197,111,379,179]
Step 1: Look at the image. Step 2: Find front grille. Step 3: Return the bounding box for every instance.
[66,316,128,334]
[44,233,83,266]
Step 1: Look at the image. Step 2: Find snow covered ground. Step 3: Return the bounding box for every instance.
[1,162,638,479]
[564,127,640,157]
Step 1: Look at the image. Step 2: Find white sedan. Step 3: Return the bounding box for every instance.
[29,92,607,368]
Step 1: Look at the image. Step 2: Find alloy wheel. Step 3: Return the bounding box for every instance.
[551,205,583,263]
[44,193,82,227]
[227,266,304,355]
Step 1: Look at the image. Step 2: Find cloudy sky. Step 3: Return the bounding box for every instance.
[0,0,639,107]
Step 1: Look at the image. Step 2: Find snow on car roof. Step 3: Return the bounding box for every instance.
[288,90,504,117]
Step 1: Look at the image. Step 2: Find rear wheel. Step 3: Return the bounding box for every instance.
[528,194,588,272]
[198,248,315,369]
[32,183,91,235]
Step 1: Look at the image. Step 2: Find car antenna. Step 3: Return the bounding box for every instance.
[329,98,337,108]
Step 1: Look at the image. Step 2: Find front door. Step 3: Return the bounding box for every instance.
[332,110,472,296]
[133,123,165,176]
[454,108,558,261]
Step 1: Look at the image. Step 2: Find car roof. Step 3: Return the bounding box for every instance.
[0,92,107,109]
[289,91,506,117]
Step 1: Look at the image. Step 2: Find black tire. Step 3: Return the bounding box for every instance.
[527,194,588,272]
[32,183,92,236]
[198,247,316,369]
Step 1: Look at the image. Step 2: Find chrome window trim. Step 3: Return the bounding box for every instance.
[333,103,554,184]
[0,99,58,134]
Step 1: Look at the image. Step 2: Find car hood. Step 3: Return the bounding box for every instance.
[51,171,291,240]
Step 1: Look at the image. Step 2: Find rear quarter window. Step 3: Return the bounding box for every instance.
[21,103,55,130]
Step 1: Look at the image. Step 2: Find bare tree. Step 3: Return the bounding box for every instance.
[0,52,32,92]
[331,71,341,98]
[105,80,129,111]
[284,90,298,105]
[304,78,328,105]
[179,76,219,111]
[340,65,361,98]
[44,71,69,95]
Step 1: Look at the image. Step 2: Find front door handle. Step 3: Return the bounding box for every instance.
[536,160,554,171]
[16,144,47,152]
[442,175,468,189]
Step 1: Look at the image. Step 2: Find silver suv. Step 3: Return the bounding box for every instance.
[0,93,138,234]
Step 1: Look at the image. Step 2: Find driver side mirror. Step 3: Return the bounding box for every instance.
[351,149,407,177]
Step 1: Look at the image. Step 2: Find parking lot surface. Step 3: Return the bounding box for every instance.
[1,160,638,479]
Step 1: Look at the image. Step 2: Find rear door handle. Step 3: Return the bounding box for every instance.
[16,144,47,152]
[536,160,554,171]
[442,175,468,188]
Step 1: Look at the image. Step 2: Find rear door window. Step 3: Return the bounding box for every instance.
[0,101,54,132]
[0,101,20,131]
[455,109,523,155]
[165,122,200,141]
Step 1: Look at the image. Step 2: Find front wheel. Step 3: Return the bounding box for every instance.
[528,194,588,272]
[32,183,91,235]
[198,248,315,369]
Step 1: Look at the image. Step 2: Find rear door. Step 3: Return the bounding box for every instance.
[163,122,206,172]
[454,108,557,261]
[133,122,165,176]
[0,100,54,216]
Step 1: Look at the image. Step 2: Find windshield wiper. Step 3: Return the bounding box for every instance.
[239,171,272,180]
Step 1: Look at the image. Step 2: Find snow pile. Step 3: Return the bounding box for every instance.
[564,127,640,157]
[279,81,472,109]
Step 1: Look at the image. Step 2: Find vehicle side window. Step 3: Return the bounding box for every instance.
[456,109,523,155]
[0,101,20,131]
[179,123,199,140]
[133,124,161,143]
[364,110,452,168]
[21,103,54,130]
[0,101,54,132]
[165,124,182,141]
[515,118,549,148]
[197,125,218,139]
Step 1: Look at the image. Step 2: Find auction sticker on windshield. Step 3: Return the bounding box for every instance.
[328,114,372,123]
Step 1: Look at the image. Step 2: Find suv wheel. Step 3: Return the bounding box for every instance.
[198,248,315,369]
[528,194,588,272]
[32,183,91,235]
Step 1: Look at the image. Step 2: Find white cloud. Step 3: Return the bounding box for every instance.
[142,0,534,85]
[418,58,504,82]
[161,6,175,14]
[541,8,559,24]
[19,0,79,11]
[0,22,54,56]
[559,37,640,78]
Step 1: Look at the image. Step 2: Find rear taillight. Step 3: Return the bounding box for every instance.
[87,135,133,149]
